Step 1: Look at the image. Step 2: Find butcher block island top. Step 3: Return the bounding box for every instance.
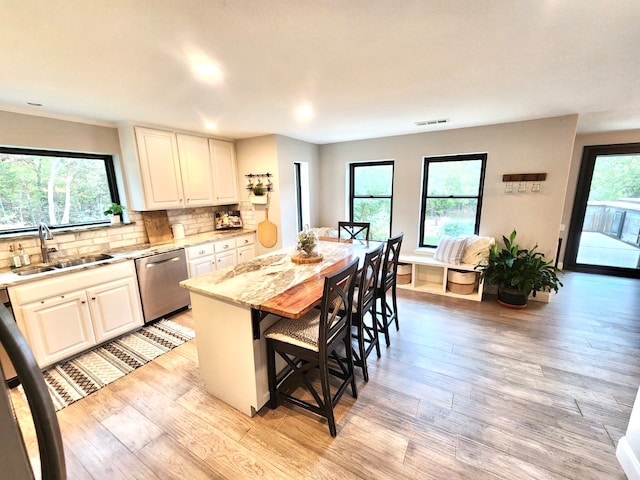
[180,240,373,314]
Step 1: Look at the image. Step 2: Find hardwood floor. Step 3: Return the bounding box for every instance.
[10,271,640,479]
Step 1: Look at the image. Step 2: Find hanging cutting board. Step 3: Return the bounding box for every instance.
[142,211,173,245]
[257,207,277,248]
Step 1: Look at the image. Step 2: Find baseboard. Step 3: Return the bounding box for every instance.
[617,436,640,480]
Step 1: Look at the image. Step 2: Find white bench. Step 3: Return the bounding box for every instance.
[397,253,484,301]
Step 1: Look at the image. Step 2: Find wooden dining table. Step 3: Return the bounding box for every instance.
[180,238,382,416]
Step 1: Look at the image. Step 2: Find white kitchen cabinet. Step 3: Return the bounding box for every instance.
[215,249,237,269]
[20,291,96,368]
[236,234,256,263]
[9,261,144,368]
[237,245,255,263]
[185,243,215,278]
[87,277,144,343]
[210,139,239,204]
[133,127,184,210]
[119,126,240,210]
[176,133,217,207]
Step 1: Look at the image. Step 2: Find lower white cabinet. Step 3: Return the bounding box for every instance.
[185,233,256,278]
[20,291,96,368]
[9,260,143,368]
[88,277,144,343]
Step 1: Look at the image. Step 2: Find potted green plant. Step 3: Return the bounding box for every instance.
[476,229,562,307]
[104,202,125,224]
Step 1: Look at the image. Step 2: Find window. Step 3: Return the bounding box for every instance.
[419,153,487,248]
[0,147,120,234]
[349,161,394,241]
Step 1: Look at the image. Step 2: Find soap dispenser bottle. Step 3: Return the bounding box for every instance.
[18,243,30,266]
[9,244,22,268]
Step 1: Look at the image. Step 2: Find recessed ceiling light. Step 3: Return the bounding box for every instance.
[296,103,314,121]
[27,102,43,107]
[195,63,221,77]
[205,122,217,130]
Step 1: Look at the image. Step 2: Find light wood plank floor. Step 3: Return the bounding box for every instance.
[10,271,640,479]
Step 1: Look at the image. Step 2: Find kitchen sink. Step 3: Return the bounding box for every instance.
[13,254,114,276]
[49,254,113,269]
[14,266,58,276]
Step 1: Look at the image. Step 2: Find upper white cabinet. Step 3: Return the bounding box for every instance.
[118,125,239,211]
[176,133,217,207]
[210,139,239,204]
[134,127,184,209]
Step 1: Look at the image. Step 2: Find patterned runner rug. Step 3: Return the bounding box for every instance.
[34,319,194,411]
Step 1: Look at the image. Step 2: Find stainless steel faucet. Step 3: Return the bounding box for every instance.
[38,223,54,263]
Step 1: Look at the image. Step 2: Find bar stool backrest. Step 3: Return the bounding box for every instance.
[381,232,404,290]
[338,222,370,241]
[319,258,359,351]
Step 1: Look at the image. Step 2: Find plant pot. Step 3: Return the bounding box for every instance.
[110,214,121,225]
[497,287,528,308]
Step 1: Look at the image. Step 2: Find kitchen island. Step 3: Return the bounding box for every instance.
[180,240,378,416]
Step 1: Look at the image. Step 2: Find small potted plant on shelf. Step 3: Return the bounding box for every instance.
[104,202,125,224]
[475,229,562,307]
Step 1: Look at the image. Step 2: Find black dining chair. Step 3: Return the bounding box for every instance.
[351,242,384,382]
[376,232,404,347]
[338,222,370,241]
[265,257,360,437]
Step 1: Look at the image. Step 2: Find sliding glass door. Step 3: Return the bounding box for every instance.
[565,144,640,277]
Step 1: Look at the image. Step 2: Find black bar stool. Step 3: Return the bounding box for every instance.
[338,222,370,241]
[376,232,404,347]
[265,258,359,437]
[351,242,384,381]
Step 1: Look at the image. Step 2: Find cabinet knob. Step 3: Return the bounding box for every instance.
[81,300,86,304]
[199,250,205,254]
[91,297,96,300]
[244,240,249,244]
[224,244,229,249]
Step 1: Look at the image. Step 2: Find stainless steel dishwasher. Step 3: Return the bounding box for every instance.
[135,248,191,324]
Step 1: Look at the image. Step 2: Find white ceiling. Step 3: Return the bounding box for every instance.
[3,1,640,144]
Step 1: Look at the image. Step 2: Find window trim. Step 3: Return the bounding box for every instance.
[349,160,394,240]
[419,153,487,248]
[0,146,120,234]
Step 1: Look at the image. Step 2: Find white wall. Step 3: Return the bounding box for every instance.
[275,135,320,246]
[235,135,281,255]
[319,115,579,260]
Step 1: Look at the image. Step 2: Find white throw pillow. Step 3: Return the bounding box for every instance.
[462,235,495,265]
[433,236,467,265]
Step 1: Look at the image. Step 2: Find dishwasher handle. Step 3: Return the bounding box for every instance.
[145,256,182,268]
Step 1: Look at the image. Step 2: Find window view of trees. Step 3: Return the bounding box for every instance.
[350,161,393,241]
[420,154,486,247]
[0,148,116,232]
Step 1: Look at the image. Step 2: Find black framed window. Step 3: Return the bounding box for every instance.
[0,147,120,234]
[419,153,487,248]
[349,161,394,241]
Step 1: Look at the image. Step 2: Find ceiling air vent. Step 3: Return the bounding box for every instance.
[415,118,449,126]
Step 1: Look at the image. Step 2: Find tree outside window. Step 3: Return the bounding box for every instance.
[420,153,487,247]
[349,161,394,241]
[0,147,119,233]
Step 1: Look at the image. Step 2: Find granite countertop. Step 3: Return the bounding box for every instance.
[180,240,360,309]
[0,228,256,288]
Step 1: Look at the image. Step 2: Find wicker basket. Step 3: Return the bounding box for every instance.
[397,263,412,284]
[447,270,477,295]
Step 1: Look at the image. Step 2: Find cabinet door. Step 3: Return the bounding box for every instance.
[87,277,144,344]
[209,139,239,204]
[216,250,237,269]
[21,291,95,368]
[237,245,255,263]
[188,256,216,278]
[135,127,184,209]
[176,134,216,207]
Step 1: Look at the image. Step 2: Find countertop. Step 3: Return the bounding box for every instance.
[180,240,363,310]
[0,228,255,288]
